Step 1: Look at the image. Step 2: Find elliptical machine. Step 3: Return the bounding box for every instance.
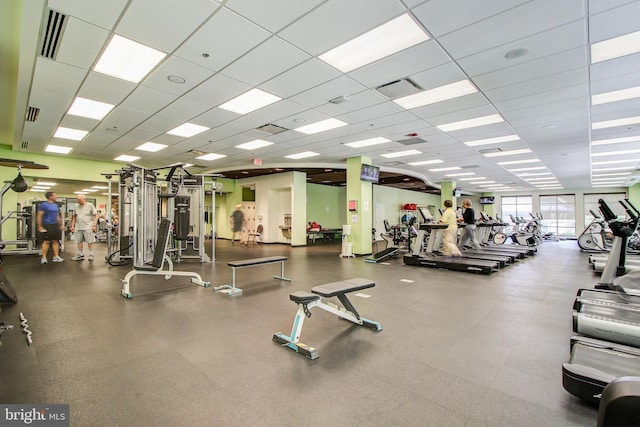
[509,215,536,246]
[579,209,610,252]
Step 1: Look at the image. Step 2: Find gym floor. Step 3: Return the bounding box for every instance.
[0,240,597,426]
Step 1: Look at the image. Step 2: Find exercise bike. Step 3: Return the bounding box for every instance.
[578,209,611,252]
[509,215,536,246]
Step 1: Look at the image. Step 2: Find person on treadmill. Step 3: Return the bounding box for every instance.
[230,204,245,246]
[440,200,462,257]
[458,199,481,250]
[36,191,65,264]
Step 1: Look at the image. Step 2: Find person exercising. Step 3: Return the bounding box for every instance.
[440,200,462,257]
[37,191,65,264]
[231,204,245,246]
[71,194,98,261]
[458,199,481,250]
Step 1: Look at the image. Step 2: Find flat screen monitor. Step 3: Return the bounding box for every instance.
[453,188,461,198]
[360,164,380,183]
[480,196,495,204]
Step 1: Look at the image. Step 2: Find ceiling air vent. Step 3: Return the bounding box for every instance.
[383,161,404,166]
[329,96,350,104]
[25,107,40,122]
[398,137,426,146]
[188,149,205,156]
[256,123,289,135]
[40,9,67,59]
[375,78,423,99]
[21,141,29,150]
[460,165,480,169]
[479,148,502,155]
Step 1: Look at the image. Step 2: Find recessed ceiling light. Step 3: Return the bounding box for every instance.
[183,163,194,168]
[429,166,461,172]
[506,166,547,172]
[592,184,625,188]
[408,159,444,166]
[591,136,640,146]
[591,30,640,63]
[285,151,320,159]
[294,118,347,135]
[136,142,168,152]
[30,189,46,193]
[592,148,640,157]
[592,172,632,177]
[592,166,635,172]
[437,114,504,132]
[318,14,429,73]
[67,97,115,120]
[525,177,558,182]
[445,172,475,177]
[380,149,422,158]
[536,186,564,190]
[218,88,282,115]
[53,126,88,141]
[93,35,166,83]
[484,148,532,158]
[463,135,520,147]
[74,191,88,195]
[114,155,140,162]
[516,172,552,177]
[167,122,210,138]
[504,47,530,59]
[393,80,477,109]
[345,137,390,148]
[459,176,485,181]
[470,180,496,184]
[37,182,56,186]
[274,168,285,171]
[31,186,50,190]
[45,144,73,154]
[167,75,186,84]
[196,153,226,161]
[241,171,250,174]
[591,158,640,165]
[592,116,640,130]
[592,86,640,105]
[497,159,541,165]
[92,186,109,189]
[81,189,98,192]
[236,139,274,150]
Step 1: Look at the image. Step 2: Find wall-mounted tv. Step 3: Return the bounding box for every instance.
[480,196,495,204]
[453,187,461,198]
[360,164,380,183]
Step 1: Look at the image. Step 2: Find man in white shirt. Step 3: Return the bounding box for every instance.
[70,195,98,261]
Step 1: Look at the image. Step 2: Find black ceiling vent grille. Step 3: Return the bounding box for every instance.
[21,141,29,150]
[375,78,423,99]
[256,123,289,135]
[398,137,426,146]
[40,9,67,59]
[25,107,40,122]
[478,148,502,155]
[461,164,480,169]
[383,161,404,166]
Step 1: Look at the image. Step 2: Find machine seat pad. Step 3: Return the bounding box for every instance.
[290,291,320,303]
[134,265,159,272]
[228,256,287,268]
[311,278,375,297]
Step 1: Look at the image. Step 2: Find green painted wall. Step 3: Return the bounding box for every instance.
[346,157,373,255]
[440,180,456,210]
[373,185,441,222]
[306,183,346,228]
[0,0,23,144]
[630,183,640,209]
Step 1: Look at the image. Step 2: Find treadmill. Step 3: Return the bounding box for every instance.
[477,213,535,256]
[404,223,498,275]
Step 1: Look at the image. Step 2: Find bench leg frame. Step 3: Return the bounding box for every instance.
[121,260,210,298]
[214,262,291,297]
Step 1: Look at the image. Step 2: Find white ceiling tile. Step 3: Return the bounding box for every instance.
[59,114,99,131]
[485,68,588,103]
[123,128,159,142]
[590,71,640,93]
[427,104,500,127]
[408,62,467,91]
[32,57,86,94]
[99,107,151,134]
[55,18,109,69]
[120,86,177,114]
[174,8,271,71]
[27,87,74,126]
[405,0,428,8]
[289,76,367,108]
[141,56,214,96]
[116,0,218,51]
[337,102,405,124]
[158,98,212,122]
[222,37,310,86]
[438,0,586,60]
[278,0,405,55]
[191,109,240,129]
[48,0,129,30]
[348,41,450,88]
[412,0,530,37]
[589,52,640,81]
[22,122,57,144]
[78,72,136,104]
[354,111,420,130]
[409,93,489,121]
[77,131,120,147]
[138,115,184,134]
[260,59,341,98]
[315,90,387,116]
[226,0,325,33]
[589,0,637,15]
[589,0,640,43]
[183,73,251,107]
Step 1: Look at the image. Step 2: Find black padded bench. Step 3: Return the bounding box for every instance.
[214,256,290,296]
[273,278,382,359]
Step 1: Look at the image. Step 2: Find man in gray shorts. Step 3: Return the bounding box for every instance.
[70,194,98,261]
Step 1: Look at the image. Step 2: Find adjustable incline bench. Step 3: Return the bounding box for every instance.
[273,277,382,359]
[213,256,290,296]
[121,218,210,298]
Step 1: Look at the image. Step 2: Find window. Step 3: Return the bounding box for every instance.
[583,193,627,226]
[540,194,576,238]
[501,196,532,230]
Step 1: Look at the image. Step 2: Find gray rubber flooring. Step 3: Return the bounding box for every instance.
[0,240,598,426]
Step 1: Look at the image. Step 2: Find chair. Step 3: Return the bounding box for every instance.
[248,224,264,246]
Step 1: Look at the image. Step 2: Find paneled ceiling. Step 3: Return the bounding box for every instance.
[11,0,640,193]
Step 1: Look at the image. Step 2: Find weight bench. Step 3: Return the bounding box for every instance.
[273,278,382,359]
[213,256,290,296]
[121,218,210,298]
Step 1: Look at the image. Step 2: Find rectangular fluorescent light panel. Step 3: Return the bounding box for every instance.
[407,159,444,166]
[507,166,547,172]
[592,86,640,105]
[591,31,640,64]
[463,135,519,147]
[94,35,166,83]
[592,116,640,130]
[45,144,73,154]
[592,172,632,177]
[318,14,429,73]
[497,159,541,165]
[285,151,320,160]
[294,118,347,135]
[345,137,390,148]
[81,189,98,193]
[393,80,477,109]
[437,114,503,132]
[54,127,88,141]
[196,153,227,161]
[92,186,109,189]
[30,189,46,193]
[37,182,56,186]
[592,136,640,146]
[515,172,551,176]
[114,155,141,162]
[74,192,88,195]
[592,166,635,172]
[445,172,475,177]
[459,177,485,181]
[429,167,461,172]
[183,163,193,168]
[67,97,115,120]
[470,181,496,184]
[218,88,281,114]
[236,139,274,150]
[592,158,640,165]
[31,186,50,190]
[381,149,422,158]
[592,148,640,157]
[167,123,210,138]
[136,142,167,152]
[484,148,532,158]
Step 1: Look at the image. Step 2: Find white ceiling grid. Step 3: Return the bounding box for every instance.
[16,0,640,191]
